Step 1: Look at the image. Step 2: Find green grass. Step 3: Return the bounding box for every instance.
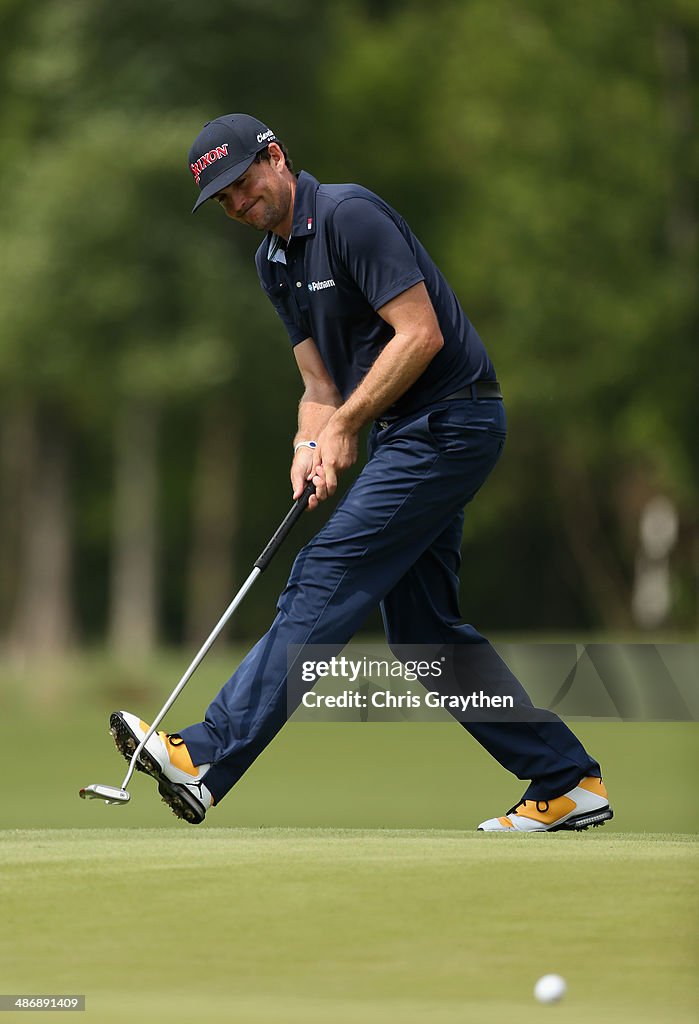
[2,706,698,833]
[2,645,698,832]
[1,829,697,1024]
[2,650,697,1021]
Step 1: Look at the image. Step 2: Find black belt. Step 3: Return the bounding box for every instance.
[377,380,502,429]
[441,380,502,401]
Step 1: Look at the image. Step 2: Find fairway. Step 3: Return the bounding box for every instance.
[1,829,696,1024]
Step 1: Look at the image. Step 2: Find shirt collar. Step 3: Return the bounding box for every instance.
[290,170,319,239]
[266,171,320,262]
[267,234,287,264]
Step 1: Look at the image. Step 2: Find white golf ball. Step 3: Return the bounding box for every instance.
[534,974,567,1004]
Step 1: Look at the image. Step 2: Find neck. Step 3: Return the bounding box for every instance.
[272,173,297,239]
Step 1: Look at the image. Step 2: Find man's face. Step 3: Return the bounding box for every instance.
[213,144,292,233]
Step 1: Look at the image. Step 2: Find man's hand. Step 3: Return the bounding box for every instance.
[291,415,358,509]
[291,448,321,510]
[311,415,359,500]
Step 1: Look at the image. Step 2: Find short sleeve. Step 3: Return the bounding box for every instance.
[330,197,425,310]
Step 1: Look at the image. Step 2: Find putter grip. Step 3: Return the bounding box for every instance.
[254,480,316,572]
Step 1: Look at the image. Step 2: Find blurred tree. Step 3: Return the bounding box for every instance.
[5,407,74,659]
[0,0,334,656]
[184,398,240,646]
[0,0,695,660]
[108,400,159,654]
[321,0,698,629]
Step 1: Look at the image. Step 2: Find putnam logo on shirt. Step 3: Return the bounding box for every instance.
[308,279,336,292]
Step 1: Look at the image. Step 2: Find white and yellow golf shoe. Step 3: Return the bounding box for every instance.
[478,776,613,832]
[109,710,213,824]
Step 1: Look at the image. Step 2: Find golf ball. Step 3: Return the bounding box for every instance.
[534,974,567,1004]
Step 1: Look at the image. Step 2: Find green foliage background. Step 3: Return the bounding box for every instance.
[0,0,696,648]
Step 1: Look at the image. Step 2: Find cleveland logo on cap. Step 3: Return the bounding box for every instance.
[190,144,230,186]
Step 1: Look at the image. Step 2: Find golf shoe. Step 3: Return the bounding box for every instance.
[478,776,613,832]
[110,710,213,824]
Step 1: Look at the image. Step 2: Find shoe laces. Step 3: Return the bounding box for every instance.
[507,798,550,816]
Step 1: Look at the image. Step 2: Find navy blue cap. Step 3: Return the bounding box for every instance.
[188,114,277,213]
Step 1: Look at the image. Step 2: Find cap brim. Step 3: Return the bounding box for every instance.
[191,153,257,213]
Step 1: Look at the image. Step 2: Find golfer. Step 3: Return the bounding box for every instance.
[111,114,612,832]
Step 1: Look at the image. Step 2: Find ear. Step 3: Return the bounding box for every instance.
[267,141,286,171]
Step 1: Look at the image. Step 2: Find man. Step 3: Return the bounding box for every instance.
[111,113,613,832]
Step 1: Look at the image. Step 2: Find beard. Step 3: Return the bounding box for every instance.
[244,190,290,233]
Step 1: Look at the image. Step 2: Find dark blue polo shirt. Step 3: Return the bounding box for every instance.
[255,171,495,418]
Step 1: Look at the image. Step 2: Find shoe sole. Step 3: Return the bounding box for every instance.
[109,712,206,825]
[477,807,614,832]
[551,807,614,831]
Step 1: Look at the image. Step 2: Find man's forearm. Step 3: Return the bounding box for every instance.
[334,329,442,433]
[294,395,341,446]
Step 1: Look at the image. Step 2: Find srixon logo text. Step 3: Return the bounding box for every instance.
[190,144,229,185]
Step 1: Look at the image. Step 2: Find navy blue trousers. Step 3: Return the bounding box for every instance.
[180,398,600,803]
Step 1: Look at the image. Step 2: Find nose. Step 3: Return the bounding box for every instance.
[224,195,248,220]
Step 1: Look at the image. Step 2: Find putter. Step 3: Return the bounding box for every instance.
[80,479,316,807]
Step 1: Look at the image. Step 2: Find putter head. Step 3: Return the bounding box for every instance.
[79,784,130,806]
